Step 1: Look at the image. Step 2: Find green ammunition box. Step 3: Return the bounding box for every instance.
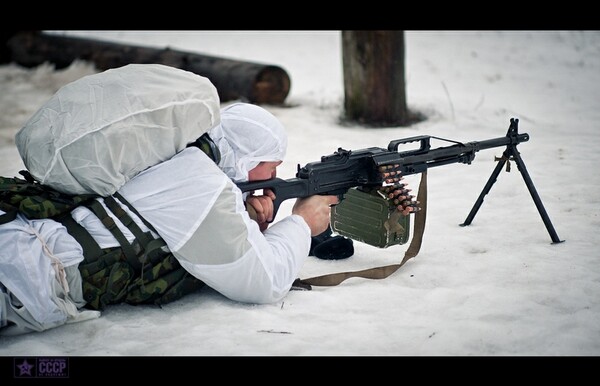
[331,187,411,248]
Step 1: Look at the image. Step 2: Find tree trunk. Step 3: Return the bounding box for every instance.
[4,31,291,105]
[342,31,409,126]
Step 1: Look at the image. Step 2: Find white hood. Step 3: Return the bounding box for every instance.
[208,103,287,182]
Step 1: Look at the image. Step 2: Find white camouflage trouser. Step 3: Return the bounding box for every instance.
[0,264,99,336]
[0,213,102,336]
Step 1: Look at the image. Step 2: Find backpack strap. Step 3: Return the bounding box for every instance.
[0,204,18,225]
[113,192,160,235]
[103,196,153,249]
[294,170,428,289]
[57,213,105,263]
[84,199,142,271]
[187,132,221,164]
[106,194,168,266]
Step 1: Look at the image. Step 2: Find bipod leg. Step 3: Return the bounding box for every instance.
[510,146,564,244]
[460,148,508,227]
[461,143,564,244]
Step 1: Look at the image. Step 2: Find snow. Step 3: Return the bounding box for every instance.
[0,30,599,356]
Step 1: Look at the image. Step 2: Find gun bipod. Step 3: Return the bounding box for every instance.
[459,118,564,244]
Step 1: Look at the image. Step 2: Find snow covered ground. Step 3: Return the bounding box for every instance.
[0,30,599,356]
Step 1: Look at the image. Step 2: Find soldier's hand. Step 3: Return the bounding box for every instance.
[292,195,339,236]
[246,189,276,232]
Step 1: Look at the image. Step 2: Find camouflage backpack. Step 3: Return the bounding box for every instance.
[0,170,97,224]
[0,170,205,310]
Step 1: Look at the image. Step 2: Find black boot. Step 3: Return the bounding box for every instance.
[309,226,354,260]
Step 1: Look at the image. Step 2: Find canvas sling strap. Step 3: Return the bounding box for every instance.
[293,170,428,290]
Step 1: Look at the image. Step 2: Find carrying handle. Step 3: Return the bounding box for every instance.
[388,136,431,154]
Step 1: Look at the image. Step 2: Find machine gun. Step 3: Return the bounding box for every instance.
[236,118,563,246]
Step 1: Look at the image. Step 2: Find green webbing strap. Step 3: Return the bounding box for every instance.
[187,132,221,164]
[141,238,170,263]
[111,192,168,263]
[0,204,17,225]
[85,200,141,271]
[295,170,428,288]
[103,196,153,249]
[57,213,104,263]
[113,192,160,235]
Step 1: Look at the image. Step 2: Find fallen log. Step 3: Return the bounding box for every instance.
[4,31,291,105]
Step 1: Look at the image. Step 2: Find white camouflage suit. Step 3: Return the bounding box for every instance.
[0,103,312,335]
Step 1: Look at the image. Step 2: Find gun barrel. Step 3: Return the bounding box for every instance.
[373,132,530,175]
[472,132,529,151]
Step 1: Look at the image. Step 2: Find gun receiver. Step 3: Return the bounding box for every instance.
[236,119,529,218]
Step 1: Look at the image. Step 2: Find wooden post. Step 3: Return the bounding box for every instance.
[4,31,291,105]
[342,30,409,126]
